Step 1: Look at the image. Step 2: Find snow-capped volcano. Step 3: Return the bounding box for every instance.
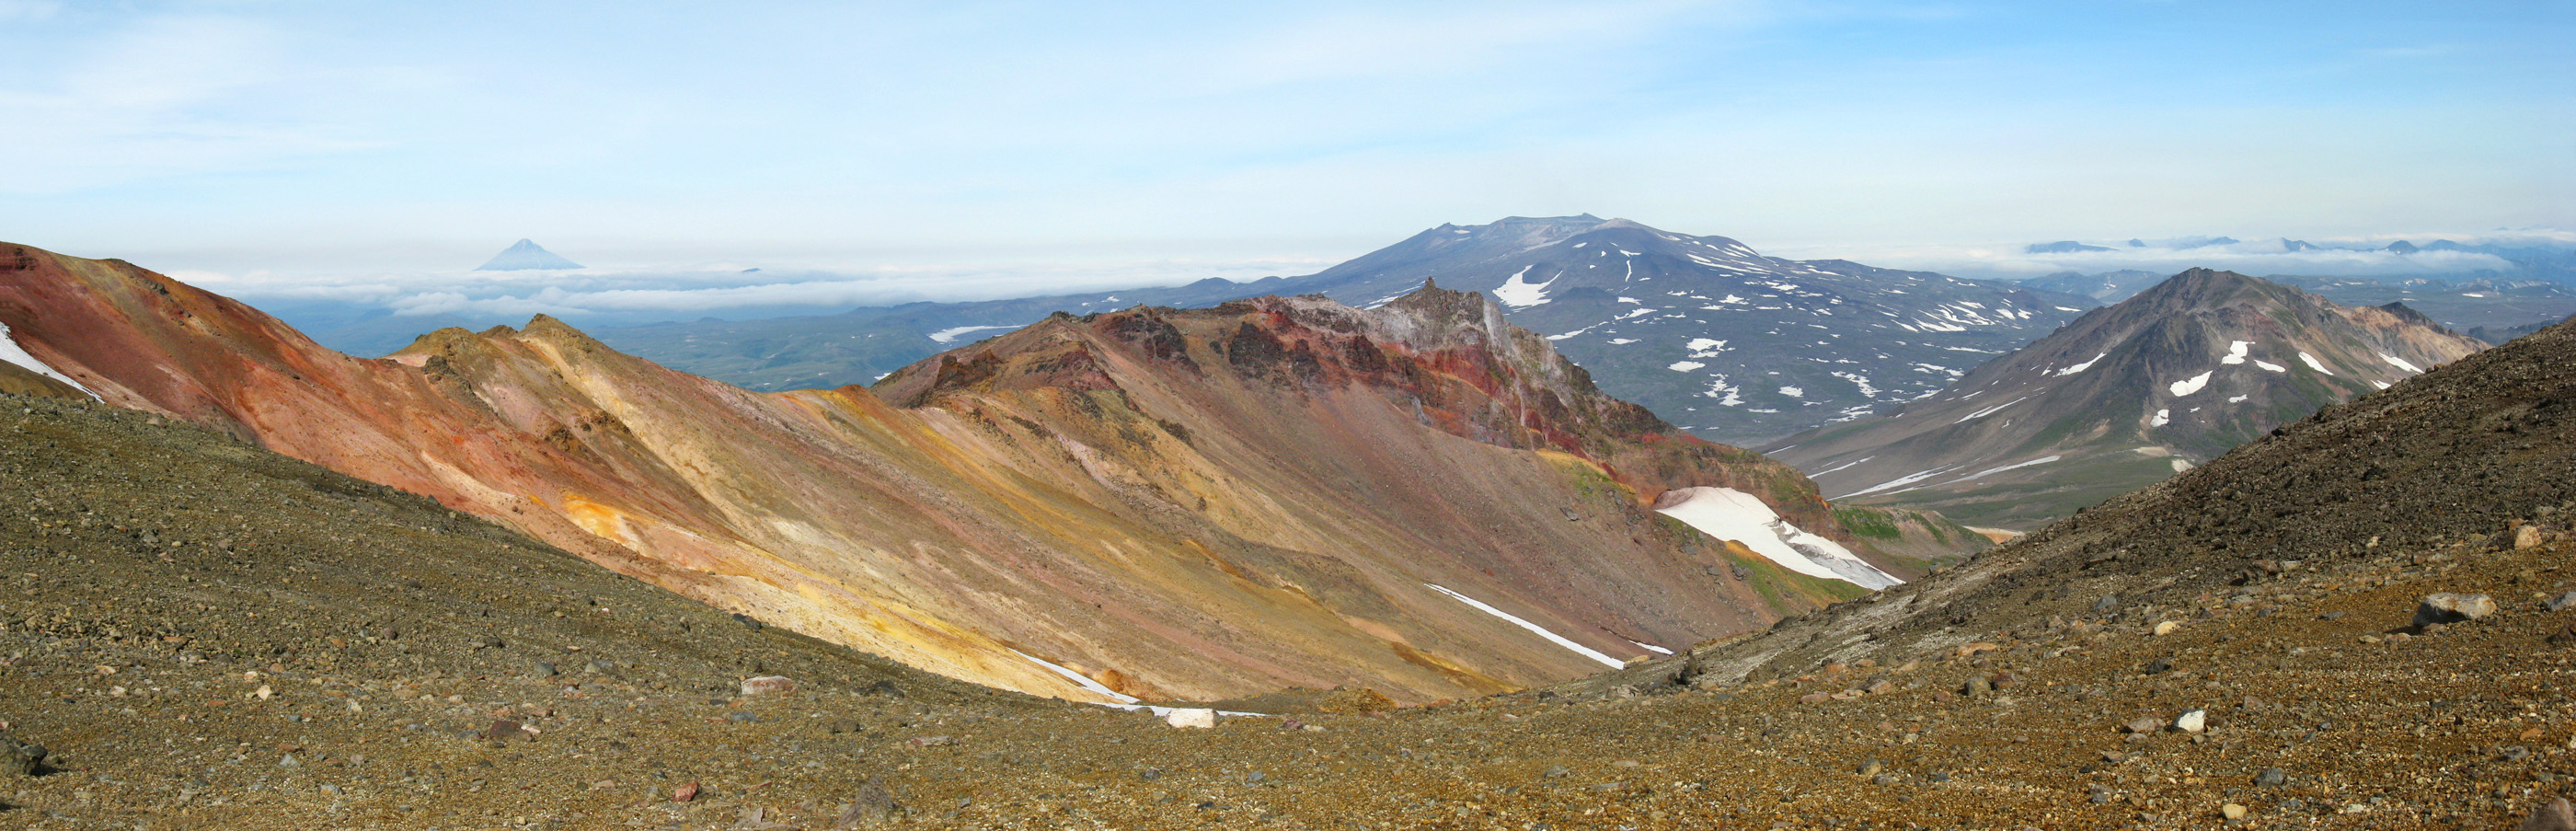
[1284,216,2097,444]
[476,238,583,271]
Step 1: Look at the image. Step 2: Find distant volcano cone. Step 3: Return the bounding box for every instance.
[476,239,582,271]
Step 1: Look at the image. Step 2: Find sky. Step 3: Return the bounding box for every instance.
[1,0,2570,319]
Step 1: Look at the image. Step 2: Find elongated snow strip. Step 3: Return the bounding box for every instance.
[1423,584,1625,669]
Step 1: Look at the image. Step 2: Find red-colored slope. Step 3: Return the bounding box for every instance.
[0,243,1878,703]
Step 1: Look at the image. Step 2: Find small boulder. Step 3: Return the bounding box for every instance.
[2524,798,2576,831]
[2414,594,2498,629]
[2254,768,2289,788]
[2546,591,2576,613]
[2515,525,2544,550]
[2152,620,2180,637]
[835,776,900,828]
[2123,716,2167,734]
[740,675,798,696]
[2173,709,2208,734]
[1164,708,1216,729]
[3,733,44,776]
[2222,802,2249,821]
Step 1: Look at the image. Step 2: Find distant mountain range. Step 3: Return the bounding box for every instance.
[2026,268,2576,341]
[604,216,2094,444]
[1766,269,2488,528]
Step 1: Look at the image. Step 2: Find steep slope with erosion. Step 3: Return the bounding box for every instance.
[0,242,1913,706]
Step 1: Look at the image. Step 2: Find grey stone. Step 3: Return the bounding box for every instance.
[2546,592,2576,613]
[1542,765,1570,779]
[2524,798,2576,831]
[6,733,52,776]
[835,776,899,828]
[2092,594,2122,614]
[2414,593,2499,628]
[2255,768,2289,787]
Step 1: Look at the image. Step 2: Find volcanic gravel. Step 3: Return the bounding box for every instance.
[1,317,2573,830]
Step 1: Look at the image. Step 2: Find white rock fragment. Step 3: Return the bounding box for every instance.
[1165,708,1216,729]
[741,675,798,696]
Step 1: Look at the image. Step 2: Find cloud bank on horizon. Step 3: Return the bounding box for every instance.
[1808,228,2576,283]
[0,0,2567,294]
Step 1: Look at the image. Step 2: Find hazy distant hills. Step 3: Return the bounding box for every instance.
[1767,269,2487,529]
[600,276,1291,392]
[2022,269,2169,302]
[2029,268,2576,341]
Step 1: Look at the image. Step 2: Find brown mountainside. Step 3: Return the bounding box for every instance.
[1772,269,2487,528]
[0,243,1919,704]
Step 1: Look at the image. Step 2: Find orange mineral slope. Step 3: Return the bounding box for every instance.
[0,243,1892,703]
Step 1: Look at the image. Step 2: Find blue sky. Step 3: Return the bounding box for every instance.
[0,0,2569,307]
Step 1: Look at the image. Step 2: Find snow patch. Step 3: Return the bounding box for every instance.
[1949,455,2062,482]
[2150,409,2170,427]
[1953,396,2030,424]
[2170,458,2193,473]
[1808,456,1873,477]
[2220,340,2250,364]
[1685,338,1728,355]
[2054,352,2108,376]
[1778,387,1803,398]
[1838,467,1957,499]
[928,325,1019,344]
[0,322,97,398]
[2168,371,2214,397]
[1653,487,1903,590]
[1491,266,1556,308]
[1011,649,1141,704]
[2378,352,2423,374]
[2252,360,2285,373]
[1422,584,1623,669]
[2298,352,2333,375]
[1627,640,1673,656]
[1667,361,1707,372]
[2226,395,2248,403]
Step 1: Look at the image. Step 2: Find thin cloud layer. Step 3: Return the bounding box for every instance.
[1803,230,2572,282]
[180,255,1333,324]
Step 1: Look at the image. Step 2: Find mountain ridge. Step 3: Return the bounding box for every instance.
[1768,269,2487,528]
[0,239,1928,706]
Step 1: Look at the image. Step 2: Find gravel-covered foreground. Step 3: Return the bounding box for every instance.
[5,312,2576,831]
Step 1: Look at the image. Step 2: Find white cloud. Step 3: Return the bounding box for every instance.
[205,253,1331,321]
[1783,230,2568,282]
